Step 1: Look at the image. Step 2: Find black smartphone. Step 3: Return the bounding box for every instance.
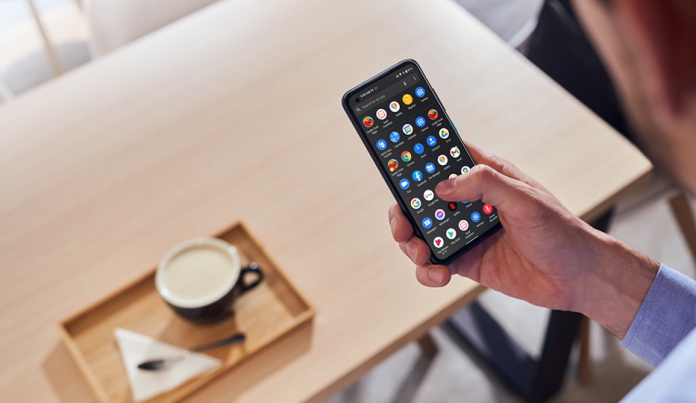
[342,59,502,265]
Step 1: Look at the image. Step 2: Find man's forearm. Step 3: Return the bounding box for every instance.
[575,229,660,339]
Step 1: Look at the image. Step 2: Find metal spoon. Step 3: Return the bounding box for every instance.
[137,332,246,371]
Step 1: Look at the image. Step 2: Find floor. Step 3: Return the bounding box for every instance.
[2,1,694,402]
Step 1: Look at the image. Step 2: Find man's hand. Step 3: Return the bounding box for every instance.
[389,142,659,338]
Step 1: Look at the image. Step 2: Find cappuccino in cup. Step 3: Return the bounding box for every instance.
[156,237,263,323]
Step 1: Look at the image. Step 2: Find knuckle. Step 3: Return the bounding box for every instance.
[496,158,521,179]
[471,164,495,184]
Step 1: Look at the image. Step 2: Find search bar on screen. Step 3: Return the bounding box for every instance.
[355,73,420,115]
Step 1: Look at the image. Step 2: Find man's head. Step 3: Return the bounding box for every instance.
[572,0,696,193]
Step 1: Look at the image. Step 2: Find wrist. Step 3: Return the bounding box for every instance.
[575,229,660,338]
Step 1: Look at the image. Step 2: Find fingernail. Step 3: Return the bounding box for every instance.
[406,241,418,261]
[390,217,397,235]
[436,179,455,194]
[429,268,443,284]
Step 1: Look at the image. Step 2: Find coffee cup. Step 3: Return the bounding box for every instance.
[156,237,263,323]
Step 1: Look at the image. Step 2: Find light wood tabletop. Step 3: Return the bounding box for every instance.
[0,0,652,401]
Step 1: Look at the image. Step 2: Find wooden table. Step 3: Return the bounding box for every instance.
[0,0,651,401]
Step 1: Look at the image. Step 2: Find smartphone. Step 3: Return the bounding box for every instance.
[342,59,502,265]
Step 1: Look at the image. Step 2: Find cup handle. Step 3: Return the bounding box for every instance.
[239,262,264,294]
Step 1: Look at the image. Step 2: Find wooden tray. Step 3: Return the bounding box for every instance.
[59,222,314,402]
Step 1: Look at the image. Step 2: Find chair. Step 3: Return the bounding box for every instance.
[523,0,696,385]
[0,79,13,104]
[83,0,220,57]
[25,0,65,76]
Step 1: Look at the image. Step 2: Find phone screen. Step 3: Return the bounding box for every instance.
[343,60,501,264]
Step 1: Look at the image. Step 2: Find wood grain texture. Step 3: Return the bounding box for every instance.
[0,0,651,402]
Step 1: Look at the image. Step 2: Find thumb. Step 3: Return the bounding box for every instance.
[434,164,532,213]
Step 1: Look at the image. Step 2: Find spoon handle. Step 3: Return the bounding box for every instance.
[191,332,246,352]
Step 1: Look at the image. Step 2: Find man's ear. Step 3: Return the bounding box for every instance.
[616,0,696,119]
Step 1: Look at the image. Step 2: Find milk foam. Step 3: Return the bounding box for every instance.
[162,244,239,302]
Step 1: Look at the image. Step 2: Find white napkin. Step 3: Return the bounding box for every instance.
[114,328,222,402]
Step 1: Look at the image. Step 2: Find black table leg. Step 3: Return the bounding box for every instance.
[445,305,582,403]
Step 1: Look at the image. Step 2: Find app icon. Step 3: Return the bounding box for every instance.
[411,198,422,209]
[388,159,399,172]
[415,87,426,98]
[389,101,400,112]
[435,209,446,220]
[376,139,387,150]
[439,128,450,139]
[448,202,458,211]
[426,136,437,146]
[403,124,413,135]
[449,174,458,179]
[415,117,426,127]
[446,228,457,239]
[400,179,410,190]
[414,143,425,154]
[412,170,423,182]
[483,204,494,215]
[401,151,412,162]
[428,109,439,119]
[433,237,444,248]
[363,116,374,127]
[458,220,469,231]
[402,94,413,105]
[376,109,387,120]
[437,155,448,166]
[390,131,401,143]
[425,162,436,174]
[450,146,461,158]
[461,166,470,174]
[424,189,435,201]
[471,212,481,223]
[422,217,433,229]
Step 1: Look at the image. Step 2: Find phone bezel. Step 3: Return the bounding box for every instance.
[341,59,502,266]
